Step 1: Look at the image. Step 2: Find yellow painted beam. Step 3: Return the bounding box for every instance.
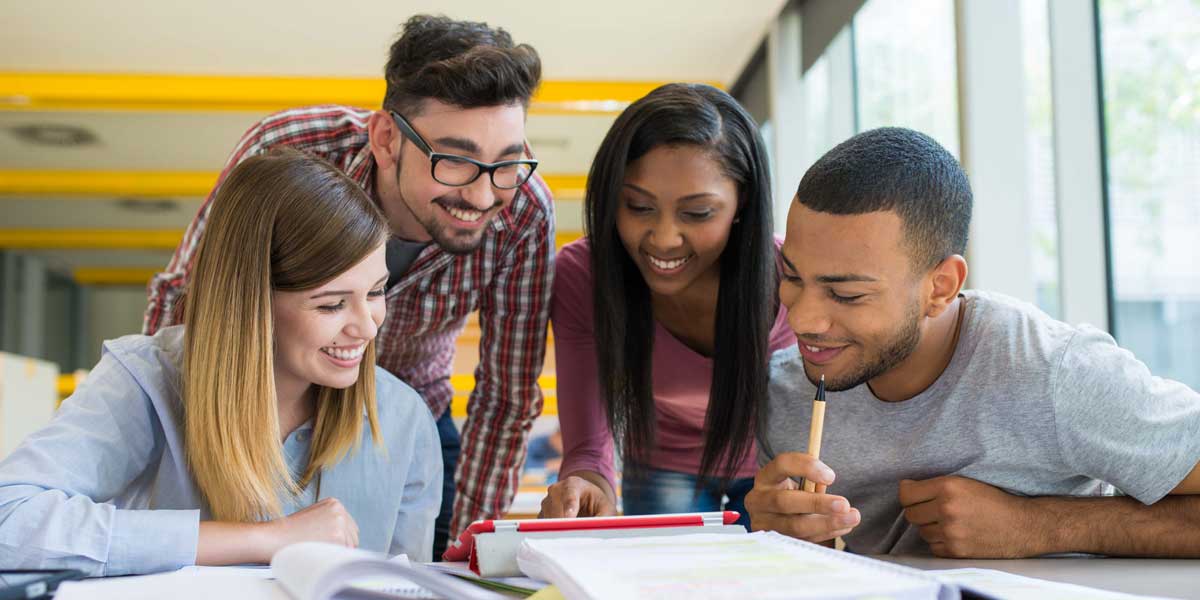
[451,395,557,418]
[0,229,183,249]
[73,267,159,286]
[0,73,720,114]
[0,170,216,198]
[0,227,579,252]
[542,174,587,198]
[58,370,561,416]
[0,170,584,199]
[555,231,583,249]
[451,374,557,391]
[450,374,559,416]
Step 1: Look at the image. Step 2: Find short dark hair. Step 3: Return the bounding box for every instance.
[586,83,776,484]
[796,127,972,270]
[383,15,542,116]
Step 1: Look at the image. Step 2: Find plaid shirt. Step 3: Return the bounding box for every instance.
[144,105,555,537]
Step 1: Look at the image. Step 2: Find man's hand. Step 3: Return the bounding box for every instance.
[899,476,1040,558]
[745,453,860,543]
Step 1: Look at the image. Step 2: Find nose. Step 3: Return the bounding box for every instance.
[344,298,380,341]
[649,214,684,251]
[460,171,497,211]
[785,287,833,338]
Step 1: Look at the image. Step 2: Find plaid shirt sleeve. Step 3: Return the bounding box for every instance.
[142,122,274,334]
[451,183,556,537]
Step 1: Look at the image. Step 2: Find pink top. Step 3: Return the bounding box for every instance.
[552,239,797,490]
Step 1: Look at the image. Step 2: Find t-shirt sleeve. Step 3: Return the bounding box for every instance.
[1052,325,1200,504]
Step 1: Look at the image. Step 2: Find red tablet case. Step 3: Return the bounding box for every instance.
[443,511,740,574]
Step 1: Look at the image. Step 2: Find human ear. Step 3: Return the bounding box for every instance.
[924,255,968,318]
[366,111,401,174]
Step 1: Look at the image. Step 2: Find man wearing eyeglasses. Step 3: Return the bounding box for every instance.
[143,15,553,559]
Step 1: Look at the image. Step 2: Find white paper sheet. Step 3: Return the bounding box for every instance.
[517,531,947,600]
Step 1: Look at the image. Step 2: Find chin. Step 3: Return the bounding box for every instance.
[433,229,486,256]
[644,280,684,297]
[315,372,361,390]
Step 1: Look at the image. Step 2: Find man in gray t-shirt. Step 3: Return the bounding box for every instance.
[747,127,1200,558]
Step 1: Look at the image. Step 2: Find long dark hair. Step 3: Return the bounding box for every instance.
[585,83,776,484]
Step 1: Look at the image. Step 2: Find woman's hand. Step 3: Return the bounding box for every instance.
[264,497,360,552]
[540,473,618,518]
[198,497,361,565]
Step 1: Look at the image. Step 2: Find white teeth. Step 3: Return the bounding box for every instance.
[321,344,366,361]
[446,206,483,222]
[806,345,824,353]
[647,254,692,270]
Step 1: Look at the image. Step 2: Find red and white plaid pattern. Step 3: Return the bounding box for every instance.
[144,105,555,537]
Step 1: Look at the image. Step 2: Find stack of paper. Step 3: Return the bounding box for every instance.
[516,531,951,600]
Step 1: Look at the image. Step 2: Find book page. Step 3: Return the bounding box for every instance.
[517,531,946,600]
[930,568,1174,600]
[271,542,506,600]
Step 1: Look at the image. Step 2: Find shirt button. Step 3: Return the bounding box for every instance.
[296,431,310,443]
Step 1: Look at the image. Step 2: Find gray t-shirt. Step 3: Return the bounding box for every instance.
[758,290,1200,555]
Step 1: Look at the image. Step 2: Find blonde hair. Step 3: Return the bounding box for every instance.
[183,148,389,522]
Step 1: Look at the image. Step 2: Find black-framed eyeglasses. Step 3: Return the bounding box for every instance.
[389,111,539,190]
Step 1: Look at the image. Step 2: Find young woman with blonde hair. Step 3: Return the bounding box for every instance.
[0,149,441,575]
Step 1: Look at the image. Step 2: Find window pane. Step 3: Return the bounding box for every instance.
[1099,0,1200,388]
[1021,0,1061,319]
[853,0,960,158]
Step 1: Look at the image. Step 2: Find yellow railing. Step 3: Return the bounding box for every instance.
[59,373,559,416]
[0,73,714,115]
[0,170,587,199]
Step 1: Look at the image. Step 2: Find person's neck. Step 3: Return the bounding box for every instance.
[648,266,722,357]
[649,266,720,327]
[373,168,430,242]
[273,370,316,442]
[868,295,966,402]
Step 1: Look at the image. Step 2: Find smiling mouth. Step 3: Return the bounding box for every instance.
[444,205,484,223]
[797,343,847,365]
[320,343,367,361]
[644,252,694,273]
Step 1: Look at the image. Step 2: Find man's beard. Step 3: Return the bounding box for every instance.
[410,193,500,256]
[807,300,923,392]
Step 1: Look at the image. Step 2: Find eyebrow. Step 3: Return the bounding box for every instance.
[622,183,719,203]
[308,274,389,299]
[432,137,480,155]
[778,251,879,283]
[433,138,525,160]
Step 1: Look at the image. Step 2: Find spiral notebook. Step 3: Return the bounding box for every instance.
[516,531,958,600]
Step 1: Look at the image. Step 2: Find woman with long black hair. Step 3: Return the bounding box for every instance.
[539,83,795,526]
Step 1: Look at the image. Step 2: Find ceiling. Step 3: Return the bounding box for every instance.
[2,1,783,81]
[0,1,786,282]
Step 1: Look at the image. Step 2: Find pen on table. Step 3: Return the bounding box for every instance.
[802,374,827,494]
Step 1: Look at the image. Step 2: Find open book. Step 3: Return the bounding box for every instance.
[55,543,509,600]
[270,542,507,600]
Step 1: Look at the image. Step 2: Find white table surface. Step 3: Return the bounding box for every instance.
[878,555,1200,599]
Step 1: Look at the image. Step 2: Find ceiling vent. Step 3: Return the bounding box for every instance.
[114,198,178,213]
[10,124,99,147]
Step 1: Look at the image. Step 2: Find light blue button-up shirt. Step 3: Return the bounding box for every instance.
[0,326,442,576]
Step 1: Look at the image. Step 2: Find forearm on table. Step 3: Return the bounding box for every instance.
[197,521,273,565]
[1030,495,1200,557]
